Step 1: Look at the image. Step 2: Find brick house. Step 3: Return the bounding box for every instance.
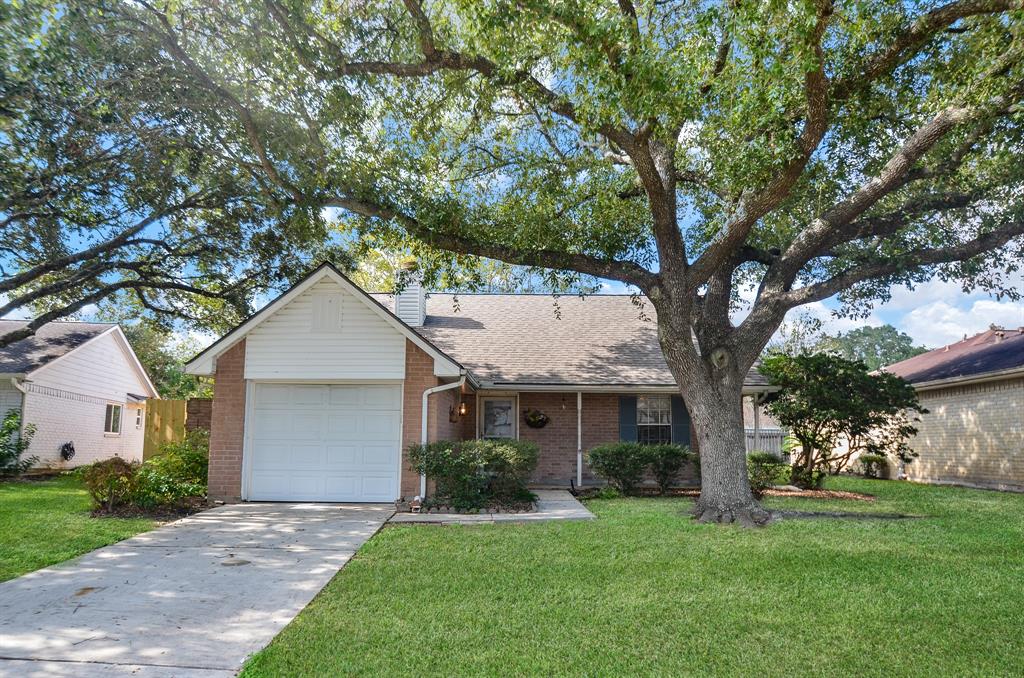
[882,326,1024,492]
[186,263,771,502]
[0,321,158,468]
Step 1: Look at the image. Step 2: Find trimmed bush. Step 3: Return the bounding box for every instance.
[83,432,209,512]
[859,453,888,479]
[83,457,139,512]
[645,444,693,494]
[587,443,649,494]
[406,438,539,509]
[0,409,37,476]
[748,451,787,498]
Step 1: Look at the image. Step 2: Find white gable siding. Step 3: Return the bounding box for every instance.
[21,330,152,467]
[0,381,23,419]
[244,278,406,380]
[30,331,151,401]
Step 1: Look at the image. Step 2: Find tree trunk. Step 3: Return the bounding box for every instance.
[684,378,772,526]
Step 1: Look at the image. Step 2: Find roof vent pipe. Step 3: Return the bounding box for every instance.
[394,260,426,327]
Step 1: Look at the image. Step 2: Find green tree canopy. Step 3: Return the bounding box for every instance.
[760,353,925,488]
[3,0,1024,524]
[817,325,928,370]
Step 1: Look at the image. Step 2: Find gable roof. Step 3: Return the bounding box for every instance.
[883,326,1024,385]
[373,293,770,391]
[0,321,115,375]
[184,263,464,378]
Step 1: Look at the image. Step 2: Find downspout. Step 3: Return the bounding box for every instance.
[420,374,467,498]
[576,391,583,487]
[10,378,27,438]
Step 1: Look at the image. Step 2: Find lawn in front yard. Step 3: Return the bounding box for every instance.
[243,477,1024,677]
[0,475,156,582]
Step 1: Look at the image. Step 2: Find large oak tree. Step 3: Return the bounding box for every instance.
[10,0,1024,524]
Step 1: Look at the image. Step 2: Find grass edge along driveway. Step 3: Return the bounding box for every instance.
[243,477,1024,677]
[0,475,156,582]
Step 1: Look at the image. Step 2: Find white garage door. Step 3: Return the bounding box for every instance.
[247,383,401,502]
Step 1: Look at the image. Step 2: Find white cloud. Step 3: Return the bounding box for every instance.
[880,279,970,311]
[898,298,1024,348]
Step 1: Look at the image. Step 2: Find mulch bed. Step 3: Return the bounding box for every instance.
[397,499,536,515]
[576,487,876,502]
[91,496,211,521]
[763,488,875,501]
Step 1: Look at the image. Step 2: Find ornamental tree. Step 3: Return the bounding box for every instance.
[760,353,925,487]
[13,0,1024,524]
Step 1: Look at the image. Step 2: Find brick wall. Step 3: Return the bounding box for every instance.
[906,377,1024,491]
[400,340,437,498]
[186,398,212,432]
[514,393,623,486]
[208,340,246,501]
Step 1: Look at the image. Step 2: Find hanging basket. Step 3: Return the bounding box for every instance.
[523,408,550,429]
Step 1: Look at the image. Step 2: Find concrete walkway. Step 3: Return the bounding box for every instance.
[0,502,393,677]
[389,489,594,525]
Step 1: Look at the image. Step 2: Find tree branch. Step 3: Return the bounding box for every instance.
[322,196,656,288]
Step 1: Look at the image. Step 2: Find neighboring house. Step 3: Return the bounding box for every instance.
[185,263,771,503]
[0,321,159,468]
[742,398,785,455]
[883,325,1024,492]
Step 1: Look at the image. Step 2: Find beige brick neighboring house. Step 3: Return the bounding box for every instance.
[0,321,158,468]
[883,326,1024,491]
[186,263,773,503]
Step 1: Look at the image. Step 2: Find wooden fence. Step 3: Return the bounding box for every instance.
[143,399,187,460]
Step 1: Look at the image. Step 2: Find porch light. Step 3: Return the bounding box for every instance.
[458,401,468,416]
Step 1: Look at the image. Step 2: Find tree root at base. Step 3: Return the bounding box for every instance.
[692,501,773,527]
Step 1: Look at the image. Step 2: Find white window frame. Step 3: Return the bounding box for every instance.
[135,408,144,430]
[479,395,518,440]
[636,395,672,445]
[104,403,123,436]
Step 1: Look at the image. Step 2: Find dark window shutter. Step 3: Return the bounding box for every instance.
[671,395,691,446]
[619,396,637,442]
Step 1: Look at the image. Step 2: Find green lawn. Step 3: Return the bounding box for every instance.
[243,477,1024,677]
[0,475,156,582]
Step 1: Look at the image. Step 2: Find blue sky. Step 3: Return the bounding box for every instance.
[599,275,1024,349]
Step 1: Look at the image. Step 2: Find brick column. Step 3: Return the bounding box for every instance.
[208,340,246,502]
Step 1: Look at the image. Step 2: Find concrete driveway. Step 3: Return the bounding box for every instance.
[0,502,393,677]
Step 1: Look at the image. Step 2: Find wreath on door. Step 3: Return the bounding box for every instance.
[523,408,550,429]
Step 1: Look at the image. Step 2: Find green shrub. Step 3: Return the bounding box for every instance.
[82,430,209,511]
[593,486,621,500]
[83,457,140,512]
[587,443,649,494]
[748,451,787,498]
[0,409,37,476]
[645,444,693,494]
[407,438,539,509]
[859,453,888,479]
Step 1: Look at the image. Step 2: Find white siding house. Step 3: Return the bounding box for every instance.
[0,321,158,468]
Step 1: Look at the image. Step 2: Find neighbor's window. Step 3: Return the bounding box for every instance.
[104,404,122,435]
[637,396,671,444]
[135,408,143,429]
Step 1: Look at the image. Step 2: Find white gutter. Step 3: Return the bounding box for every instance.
[419,374,467,497]
[576,391,583,488]
[478,382,778,396]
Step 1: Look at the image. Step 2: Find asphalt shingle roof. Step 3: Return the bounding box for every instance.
[0,321,114,375]
[883,326,1024,384]
[373,293,769,389]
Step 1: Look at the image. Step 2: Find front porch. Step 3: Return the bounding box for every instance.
[433,386,776,490]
